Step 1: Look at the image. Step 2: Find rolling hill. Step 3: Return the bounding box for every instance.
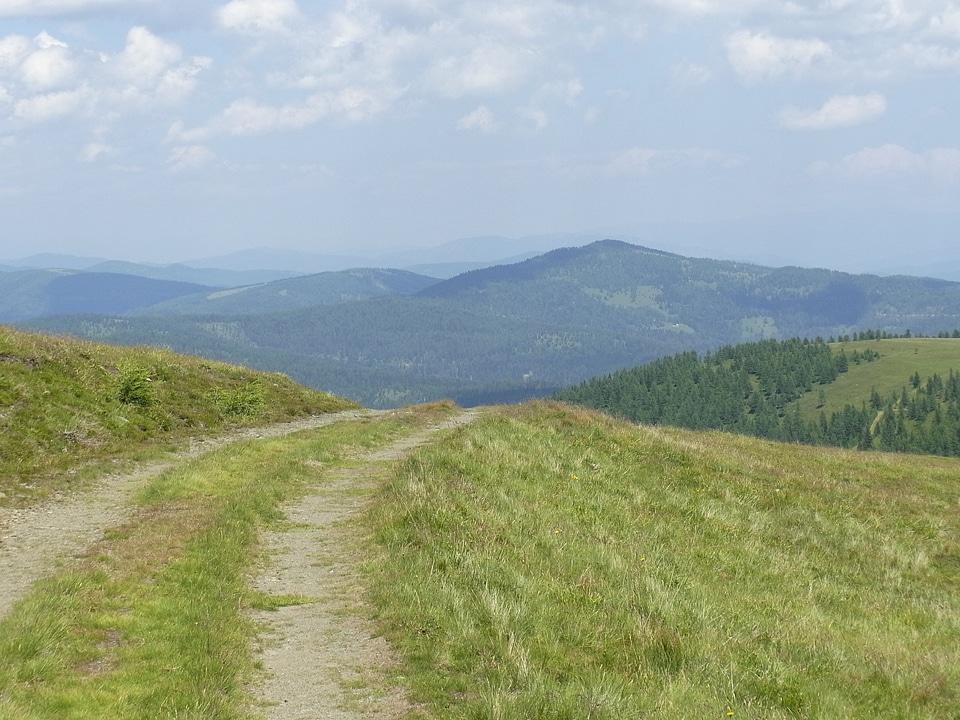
[22,239,960,408]
[0,270,215,322]
[130,267,440,315]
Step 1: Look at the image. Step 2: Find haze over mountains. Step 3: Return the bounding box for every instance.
[18,239,960,409]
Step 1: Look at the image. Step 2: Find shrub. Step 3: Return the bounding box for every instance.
[117,364,154,407]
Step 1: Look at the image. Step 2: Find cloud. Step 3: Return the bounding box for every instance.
[20,34,76,90]
[78,141,115,161]
[425,42,534,97]
[605,146,744,174]
[166,144,215,172]
[667,60,712,92]
[216,0,299,34]
[14,87,87,121]
[457,105,499,133]
[517,104,549,131]
[726,30,833,82]
[179,84,394,140]
[812,144,960,180]
[779,92,887,130]
[1,26,210,127]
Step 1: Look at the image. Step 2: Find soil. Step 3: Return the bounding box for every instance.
[248,409,480,719]
[0,407,479,718]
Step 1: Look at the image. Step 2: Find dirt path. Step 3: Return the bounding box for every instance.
[0,409,381,620]
[248,409,480,720]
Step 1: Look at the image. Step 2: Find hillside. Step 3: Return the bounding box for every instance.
[0,326,356,501]
[130,267,439,316]
[556,335,960,456]
[1,381,958,716]
[368,402,960,718]
[22,239,960,408]
[0,270,215,322]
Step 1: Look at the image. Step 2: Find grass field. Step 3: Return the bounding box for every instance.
[366,401,960,719]
[795,338,960,420]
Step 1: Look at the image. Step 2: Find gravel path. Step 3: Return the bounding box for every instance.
[0,409,380,620]
[248,409,480,719]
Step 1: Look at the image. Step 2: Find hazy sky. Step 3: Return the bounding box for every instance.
[1,0,959,268]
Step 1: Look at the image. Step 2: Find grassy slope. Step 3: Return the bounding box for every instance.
[366,402,960,719]
[796,338,960,419]
[0,326,358,503]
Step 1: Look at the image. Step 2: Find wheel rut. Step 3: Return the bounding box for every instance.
[248,409,480,719]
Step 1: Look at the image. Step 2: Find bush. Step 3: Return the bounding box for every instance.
[215,381,265,419]
[117,364,154,407]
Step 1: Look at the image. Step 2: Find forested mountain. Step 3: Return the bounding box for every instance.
[0,270,213,322]
[556,335,960,457]
[23,240,960,408]
[130,268,439,316]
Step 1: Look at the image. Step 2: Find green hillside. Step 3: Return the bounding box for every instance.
[556,335,960,456]
[0,326,357,502]
[23,240,960,408]
[796,337,960,418]
[367,402,960,718]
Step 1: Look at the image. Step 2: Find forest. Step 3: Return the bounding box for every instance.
[554,332,960,457]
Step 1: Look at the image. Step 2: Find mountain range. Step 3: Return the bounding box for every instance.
[21,240,960,408]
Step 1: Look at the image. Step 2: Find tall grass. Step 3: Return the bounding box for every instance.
[366,401,960,719]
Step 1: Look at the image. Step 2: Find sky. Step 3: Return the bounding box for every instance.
[1,0,959,272]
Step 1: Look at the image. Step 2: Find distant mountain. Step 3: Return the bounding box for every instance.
[2,253,109,270]
[24,240,960,408]
[182,233,600,274]
[0,269,214,322]
[86,261,301,287]
[131,268,439,316]
[182,248,371,273]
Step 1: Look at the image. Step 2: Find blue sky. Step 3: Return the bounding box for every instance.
[1,0,959,272]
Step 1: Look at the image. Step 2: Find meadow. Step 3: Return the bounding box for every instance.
[366,402,960,718]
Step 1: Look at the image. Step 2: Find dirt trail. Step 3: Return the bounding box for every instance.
[0,409,380,620]
[248,409,480,720]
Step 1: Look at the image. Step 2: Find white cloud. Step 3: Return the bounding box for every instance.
[726,30,833,82]
[605,146,744,174]
[113,27,182,84]
[668,60,713,92]
[457,105,499,133]
[216,0,300,34]
[813,143,960,179]
[0,35,32,71]
[425,42,534,97]
[166,144,215,172]
[14,87,86,121]
[20,34,75,90]
[78,141,115,161]
[517,104,549,131]
[780,92,887,130]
